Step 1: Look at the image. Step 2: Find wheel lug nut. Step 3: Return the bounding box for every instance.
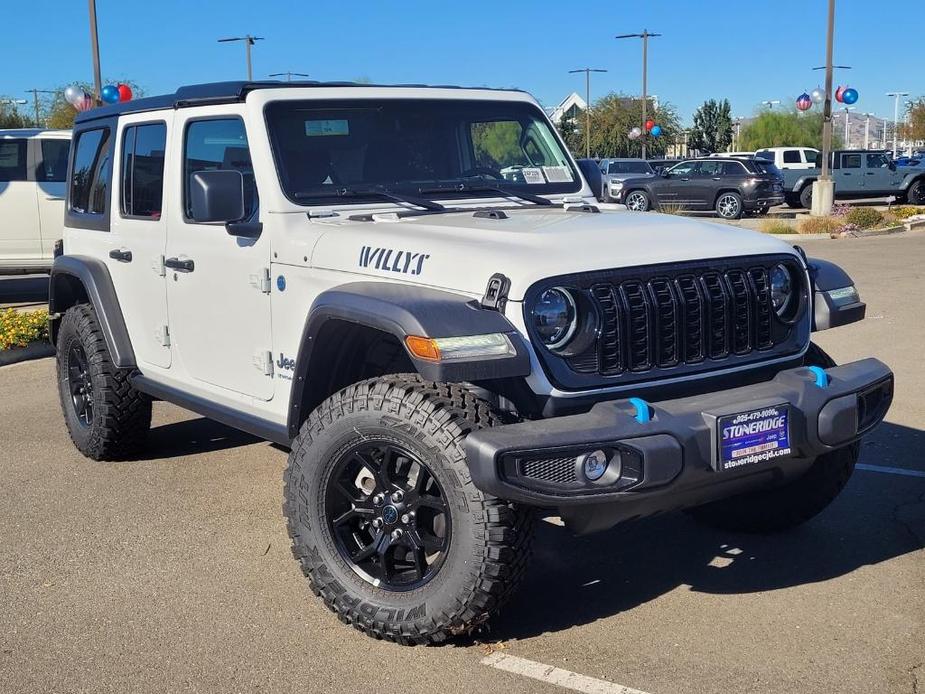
[372,518,383,529]
[390,529,403,540]
[390,490,403,503]
[400,512,414,525]
[373,494,384,506]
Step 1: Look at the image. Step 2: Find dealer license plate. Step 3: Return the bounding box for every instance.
[716,404,792,471]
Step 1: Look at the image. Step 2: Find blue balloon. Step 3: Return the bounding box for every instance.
[842,88,858,105]
[101,84,120,104]
[650,125,662,137]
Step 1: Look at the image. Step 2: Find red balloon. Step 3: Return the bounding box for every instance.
[835,86,845,103]
[644,119,655,131]
[117,84,133,102]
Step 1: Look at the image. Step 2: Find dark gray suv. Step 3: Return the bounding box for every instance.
[617,157,785,219]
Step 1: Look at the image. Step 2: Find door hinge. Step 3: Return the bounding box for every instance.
[253,350,274,376]
[250,268,272,294]
[155,325,170,347]
[152,255,166,277]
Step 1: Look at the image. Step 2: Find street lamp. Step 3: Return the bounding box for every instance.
[761,100,781,110]
[87,0,103,105]
[568,67,607,159]
[809,0,840,216]
[616,30,661,160]
[218,35,265,81]
[886,91,909,158]
[862,113,874,150]
[269,72,310,82]
[841,106,856,147]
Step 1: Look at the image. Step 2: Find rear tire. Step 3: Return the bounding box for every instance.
[907,179,925,205]
[715,191,743,219]
[799,184,813,210]
[56,303,151,460]
[688,343,857,533]
[283,375,534,645]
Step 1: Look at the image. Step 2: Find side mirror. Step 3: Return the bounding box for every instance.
[661,169,671,177]
[189,170,245,223]
[888,161,897,171]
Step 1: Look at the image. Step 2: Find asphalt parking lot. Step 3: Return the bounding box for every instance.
[1,234,923,694]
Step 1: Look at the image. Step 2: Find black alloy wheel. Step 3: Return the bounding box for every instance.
[325,440,451,591]
[66,342,94,427]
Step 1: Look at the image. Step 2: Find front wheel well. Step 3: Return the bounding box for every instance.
[48,273,90,344]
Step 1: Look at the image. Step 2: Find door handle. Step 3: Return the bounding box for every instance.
[680,177,690,181]
[866,172,875,176]
[45,196,65,201]
[108,248,133,263]
[711,177,722,180]
[164,257,195,272]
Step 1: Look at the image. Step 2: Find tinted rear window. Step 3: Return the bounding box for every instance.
[0,139,27,181]
[755,150,774,161]
[751,160,781,175]
[606,161,652,174]
[70,128,112,215]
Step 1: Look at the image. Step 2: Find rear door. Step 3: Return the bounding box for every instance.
[108,116,171,369]
[34,136,70,259]
[0,138,41,262]
[689,160,725,207]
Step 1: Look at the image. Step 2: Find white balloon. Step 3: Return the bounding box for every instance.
[811,87,824,104]
[64,85,83,106]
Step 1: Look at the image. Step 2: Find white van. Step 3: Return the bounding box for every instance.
[0,129,71,274]
[754,146,819,171]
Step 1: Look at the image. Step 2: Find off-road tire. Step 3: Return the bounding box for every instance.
[799,184,813,210]
[56,303,151,460]
[688,343,857,533]
[283,374,534,645]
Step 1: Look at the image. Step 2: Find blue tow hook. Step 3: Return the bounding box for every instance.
[807,365,829,388]
[628,397,652,423]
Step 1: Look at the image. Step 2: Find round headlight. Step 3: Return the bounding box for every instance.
[533,287,577,350]
[769,264,793,315]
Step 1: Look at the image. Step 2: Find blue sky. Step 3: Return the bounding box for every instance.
[2,0,921,124]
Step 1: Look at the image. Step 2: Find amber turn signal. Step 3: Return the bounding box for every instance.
[405,335,441,361]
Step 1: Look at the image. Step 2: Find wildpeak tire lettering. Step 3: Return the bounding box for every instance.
[358,246,430,275]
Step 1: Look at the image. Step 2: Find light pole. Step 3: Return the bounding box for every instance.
[25,89,57,128]
[218,35,265,81]
[87,0,103,105]
[269,71,310,82]
[568,67,607,159]
[616,30,661,160]
[886,91,909,158]
[841,106,856,147]
[761,100,781,110]
[810,0,838,216]
[863,113,873,150]
[732,117,742,151]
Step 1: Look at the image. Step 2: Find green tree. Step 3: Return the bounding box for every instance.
[0,104,30,129]
[556,111,583,154]
[578,93,680,158]
[739,110,842,151]
[900,98,925,141]
[688,98,733,153]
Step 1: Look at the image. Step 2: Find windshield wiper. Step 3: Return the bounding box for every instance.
[417,183,554,206]
[293,187,445,211]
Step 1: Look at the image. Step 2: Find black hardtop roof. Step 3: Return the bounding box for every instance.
[74,80,525,124]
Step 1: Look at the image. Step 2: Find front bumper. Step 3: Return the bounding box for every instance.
[465,358,893,533]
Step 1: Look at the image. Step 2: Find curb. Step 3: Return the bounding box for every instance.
[0,342,55,367]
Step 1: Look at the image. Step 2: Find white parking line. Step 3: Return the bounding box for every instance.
[857,463,925,478]
[481,652,652,694]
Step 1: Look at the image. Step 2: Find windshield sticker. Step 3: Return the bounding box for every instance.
[305,119,350,137]
[542,165,573,183]
[521,167,545,184]
[359,246,430,276]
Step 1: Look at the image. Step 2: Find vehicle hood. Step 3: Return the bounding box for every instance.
[308,206,800,302]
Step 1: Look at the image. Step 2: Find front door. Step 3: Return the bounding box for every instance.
[0,138,42,262]
[164,111,273,400]
[108,116,171,369]
[864,152,902,195]
[34,137,70,259]
[656,161,699,206]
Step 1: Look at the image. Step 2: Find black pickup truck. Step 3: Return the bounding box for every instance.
[782,150,925,209]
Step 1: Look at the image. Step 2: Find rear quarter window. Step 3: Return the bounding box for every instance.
[0,139,27,181]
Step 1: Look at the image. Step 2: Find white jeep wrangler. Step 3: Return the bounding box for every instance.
[50,81,893,645]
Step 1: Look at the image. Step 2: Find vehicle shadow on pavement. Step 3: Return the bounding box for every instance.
[0,275,48,305]
[136,416,262,460]
[486,421,925,641]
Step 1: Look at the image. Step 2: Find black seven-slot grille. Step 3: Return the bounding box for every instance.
[528,255,807,390]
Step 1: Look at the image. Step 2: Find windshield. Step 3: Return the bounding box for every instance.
[265,99,581,204]
[606,160,652,175]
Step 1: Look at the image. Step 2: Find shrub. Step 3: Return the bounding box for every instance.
[892,205,925,219]
[797,216,842,235]
[843,207,883,229]
[759,219,795,234]
[656,202,688,216]
[831,202,852,218]
[0,309,49,350]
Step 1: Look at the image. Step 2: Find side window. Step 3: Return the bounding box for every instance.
[722,161,746,175]
[697,161,722,176]
[783,150,801,164]
[37,139,70,182]
[668,161,696,176]
[0,139,27,182]
[70,128,112,215]
[121,123,167,219]
[803,150,818,164]
[841,153,862,169]
[184,118,256,220]
[866,153,891,169]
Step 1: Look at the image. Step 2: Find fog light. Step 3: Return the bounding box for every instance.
[578,449,608,481]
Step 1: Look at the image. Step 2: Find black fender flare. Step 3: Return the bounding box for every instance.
[286,282,531,439]
[805,256,866,331]
[792,175,816,193]
[48,255,136,368]
[900,172,925,191]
